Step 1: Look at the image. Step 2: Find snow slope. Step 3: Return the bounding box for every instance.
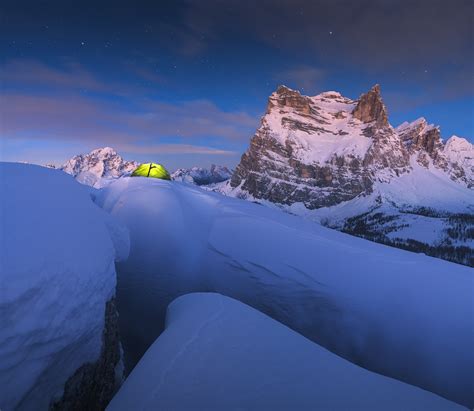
[108,293,463,411]
[0,163,129,411]
[96,177,474,408]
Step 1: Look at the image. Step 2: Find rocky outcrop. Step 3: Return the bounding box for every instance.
[398,118,440,153]
[352,84,388,128]
[50,298,122,411]
[269,85,314,115]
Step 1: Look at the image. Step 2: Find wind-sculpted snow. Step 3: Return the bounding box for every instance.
[108,293,463,411]
[0,163,129,411]
[96,177,474,408]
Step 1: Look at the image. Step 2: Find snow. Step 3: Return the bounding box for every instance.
[0,162,129,411]
[96,177,474,408]
[108,293,463,411]
[377,158,473,213]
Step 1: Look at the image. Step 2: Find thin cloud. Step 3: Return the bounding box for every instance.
[117,143,236,155]
[0,89,258,147]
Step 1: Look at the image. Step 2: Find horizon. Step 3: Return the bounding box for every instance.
[1,0,473,170]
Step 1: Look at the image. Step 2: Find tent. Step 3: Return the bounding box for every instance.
[131,163,171,180]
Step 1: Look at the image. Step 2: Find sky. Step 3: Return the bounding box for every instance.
[1,0,473,170]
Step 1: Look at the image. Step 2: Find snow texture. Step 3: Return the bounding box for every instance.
[0,163,129,411]
[96,177,474,408]
[108,293,463,411]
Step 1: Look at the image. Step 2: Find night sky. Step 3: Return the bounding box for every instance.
[1,0,473,170]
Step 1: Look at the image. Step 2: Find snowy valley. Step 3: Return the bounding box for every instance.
[1,162,473,410]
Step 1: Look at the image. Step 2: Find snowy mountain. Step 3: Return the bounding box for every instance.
[171,164,232,185]
[59,147,232,188]
[60,147,138,188]
[218,84,473,265]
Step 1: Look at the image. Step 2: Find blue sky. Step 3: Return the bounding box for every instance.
[1,0,472,170]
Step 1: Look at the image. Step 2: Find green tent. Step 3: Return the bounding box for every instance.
[131,163,171,180]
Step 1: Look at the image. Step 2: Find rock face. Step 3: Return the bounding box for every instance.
[171,164,232,185]
[230,84,473,208]
[352,84,388,127]
[50,298,122,411]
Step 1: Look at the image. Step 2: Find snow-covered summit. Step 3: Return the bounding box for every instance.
[60,147,139,188]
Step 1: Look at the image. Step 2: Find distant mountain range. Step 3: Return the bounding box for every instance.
[50,84,473,265]
[54,147,231,188]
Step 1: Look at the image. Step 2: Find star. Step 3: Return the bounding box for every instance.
[81,41,85,46]
[329,31,333,35]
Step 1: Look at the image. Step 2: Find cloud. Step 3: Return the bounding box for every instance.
[116,143,236,155]
[0,92,257,143]
[0,57,259,157]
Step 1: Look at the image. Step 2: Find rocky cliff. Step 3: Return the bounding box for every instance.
[230,85,472,207]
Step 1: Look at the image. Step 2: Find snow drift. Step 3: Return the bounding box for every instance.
[96,177,474,408]
[0,163,129,410]
[107,293,463,410]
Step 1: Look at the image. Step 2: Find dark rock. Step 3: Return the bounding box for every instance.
[50,298,122,411]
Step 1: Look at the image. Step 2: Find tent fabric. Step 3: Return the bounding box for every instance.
[131,163,171,180]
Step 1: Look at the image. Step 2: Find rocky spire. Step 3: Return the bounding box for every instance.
[352,84,388,128]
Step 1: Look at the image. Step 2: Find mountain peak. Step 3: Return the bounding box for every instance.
[90,147,118,157]
[445,135,471,150]
[60,147,138,186]
[275,84,298,95]
[352,84,388,127]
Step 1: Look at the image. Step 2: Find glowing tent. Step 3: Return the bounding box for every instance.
[131,163,171,180]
